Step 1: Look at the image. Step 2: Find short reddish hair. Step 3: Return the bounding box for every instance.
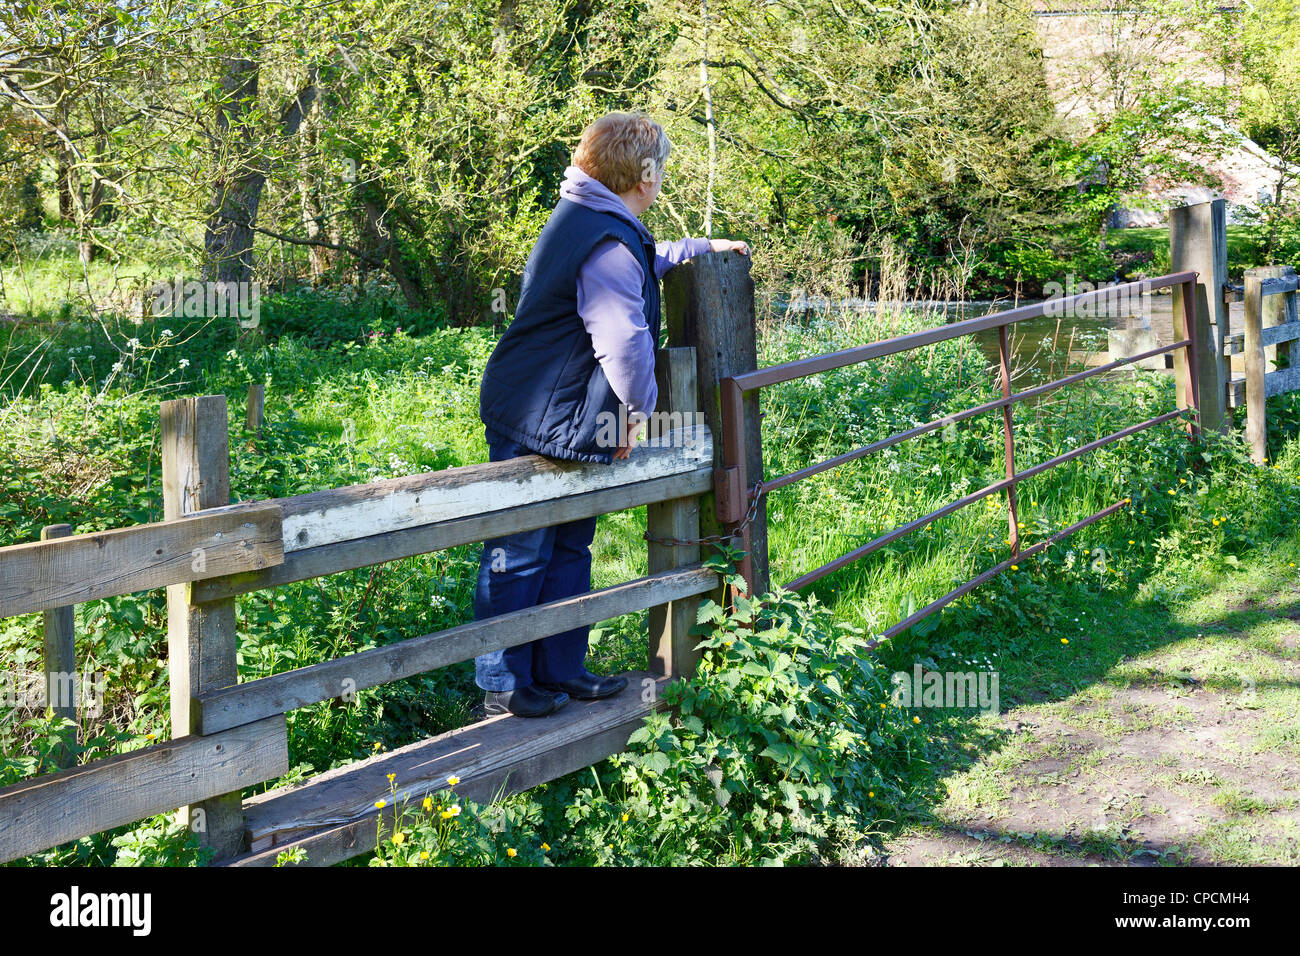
[572,112,671,194]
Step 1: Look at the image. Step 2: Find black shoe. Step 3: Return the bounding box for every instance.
[535,670,628,701]
[483,685,570,718]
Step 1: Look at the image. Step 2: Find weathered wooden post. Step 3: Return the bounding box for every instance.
[646,347,703,679]
[1246,265,1298,369]
[1243,266,1299,464]
[1243,273,1267,463]
[1170,200,1229,434]
[39,523,77,768]
[161,394,244,860]
[245,383,265,434]
[663,251,769,599]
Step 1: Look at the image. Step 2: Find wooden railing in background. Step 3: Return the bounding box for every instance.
[1237,266,1299,464]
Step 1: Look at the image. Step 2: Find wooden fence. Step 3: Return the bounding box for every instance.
[1227,266,1300,464]
[1165,200,1299,463]
[0,253,760,866]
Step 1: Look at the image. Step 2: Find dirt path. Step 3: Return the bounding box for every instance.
[881,576,1300,866]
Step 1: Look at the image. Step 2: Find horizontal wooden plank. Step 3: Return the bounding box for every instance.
[1261,275,1299,297]
[1223,331,1244,356]
[1265,364,1300,399]
[196,564,715,734]
[0,716,288,864]
[225,672,669,865]
[0,504,284,620]
[1227,375,1245,408]
[1261,322,1300,349]
[205,424,710,556]
[190,466,712,603]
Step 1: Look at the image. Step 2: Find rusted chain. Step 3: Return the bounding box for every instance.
[643,479,765,548]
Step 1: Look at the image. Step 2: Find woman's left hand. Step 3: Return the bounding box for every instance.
[708,238,750,256]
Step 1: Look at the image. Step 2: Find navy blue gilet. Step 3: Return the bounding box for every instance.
[479,197,661,464]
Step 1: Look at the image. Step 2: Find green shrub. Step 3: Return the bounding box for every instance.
[556,547,935,865]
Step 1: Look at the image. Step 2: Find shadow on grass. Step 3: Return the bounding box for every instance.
[856,535,1300,854]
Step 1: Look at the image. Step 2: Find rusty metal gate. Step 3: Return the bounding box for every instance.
[716,271,1202,645]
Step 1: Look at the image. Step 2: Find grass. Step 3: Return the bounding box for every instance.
[884,529,1300,866]
[3,241,1300,865]
[1106,224,1267,277]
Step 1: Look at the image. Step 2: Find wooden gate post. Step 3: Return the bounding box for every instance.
[663,251,769,599]
[647,347,703,679]
[1170,200,1228,434]
[160,394,245,860]
[39,523,77,768]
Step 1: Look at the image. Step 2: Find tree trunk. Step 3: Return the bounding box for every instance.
[56,154,73,221]
[203,52,318,285]
[297,108,333,280]
[360,188,425,309]
[204,55,262,284]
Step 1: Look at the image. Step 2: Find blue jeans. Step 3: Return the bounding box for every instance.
[473,428,599,691]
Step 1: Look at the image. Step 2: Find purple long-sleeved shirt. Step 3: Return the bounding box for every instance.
[559,164,711,418]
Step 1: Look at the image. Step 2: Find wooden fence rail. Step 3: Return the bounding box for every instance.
[0,301,744,864]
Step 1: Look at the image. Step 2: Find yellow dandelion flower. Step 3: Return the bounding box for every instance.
[912,716,921,724]
[541,842,551,852]
[1061,638,1069,645]
[447,806,461,817]
[391,832,406,846]
[447,775,460,786]
[868,791,875,798]
[1017,522,1025,529]
[507,848,517,858]
[372,742,382,751]
[422,796,434,812]
[1168,489,1176,495]
[440,810,452,819]
[375,799,386,809]
[1179,478,1187,484]
[387,773,396,783]
[1010,564,1019,570]
[1128,540,1135,545]
[621,813,629,823]
[420,851,429,860]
